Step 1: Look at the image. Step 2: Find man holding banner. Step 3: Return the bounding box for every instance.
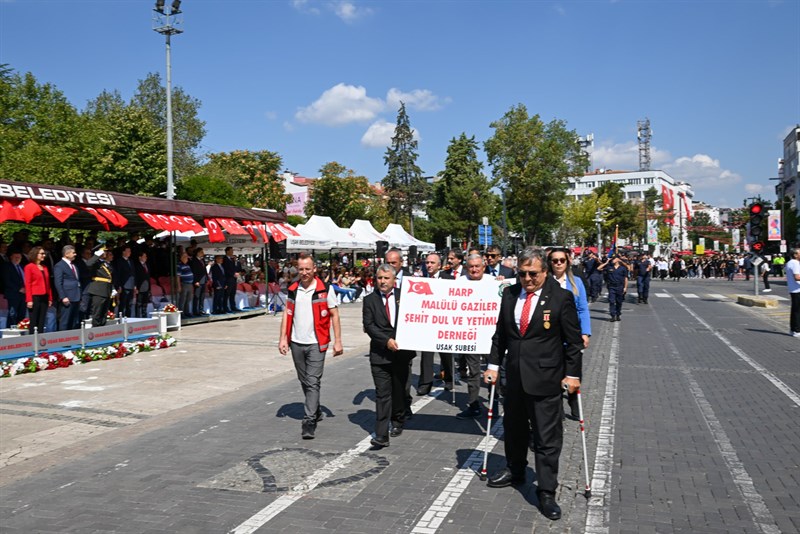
[363,264,414,448]
[484,247,583,521]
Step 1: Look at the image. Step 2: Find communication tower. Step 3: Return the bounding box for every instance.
[637,118,652,171]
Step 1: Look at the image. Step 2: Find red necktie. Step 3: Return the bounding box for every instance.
[384,292,392,324]
[520,292,535,335]
[70,263,77,279]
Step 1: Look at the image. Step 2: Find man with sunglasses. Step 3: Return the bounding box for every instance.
[484,247,582,521]
[484,245,514,280]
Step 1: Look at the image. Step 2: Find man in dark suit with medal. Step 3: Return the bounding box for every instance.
[362,263,414,448]
[484,247,583,521]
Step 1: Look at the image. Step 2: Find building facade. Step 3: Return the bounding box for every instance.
[776,125,800,243]
[565,169,695,250]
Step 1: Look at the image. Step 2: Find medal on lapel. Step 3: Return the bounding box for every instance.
[543,310,551,330]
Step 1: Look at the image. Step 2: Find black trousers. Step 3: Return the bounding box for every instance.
[193,284,207,315]
[118,288,134,318]
[136,291,150,318]
[213,287,226,313]
[90,294,110,326]
[417,351,454,388]
[371,353,412,441]
[791,292,800,334]
[503,378,563,493]
[225,276,237,311]
[28,294,48,334]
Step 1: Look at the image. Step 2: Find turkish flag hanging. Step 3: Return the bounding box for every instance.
[279,223,301,237]
[661,185,674,226]
[82,207,110,230]
[217,218,248,235]
[98,208,129,228]
[254,222,269,243]
[166,214,190,232]
[0,200,14,223]
[240,220,259,243]
[42,204,78,223]
[205,219,225,243]
[138,212,165,230]
[179,215,204,233]
[267,222,287,242]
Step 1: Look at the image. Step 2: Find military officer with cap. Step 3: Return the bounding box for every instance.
[85,246,116,327]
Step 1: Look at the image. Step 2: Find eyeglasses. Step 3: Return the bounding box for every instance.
[485,253,499,258]
[550,258,567,264]
[518,269,543,279]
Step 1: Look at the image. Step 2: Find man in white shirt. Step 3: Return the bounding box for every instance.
[279,255,343,439]
[785,248,800,337]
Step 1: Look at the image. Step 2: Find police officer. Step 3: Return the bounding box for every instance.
[598,255,628,321]
[634,253,652,304]
[583,251,603,303]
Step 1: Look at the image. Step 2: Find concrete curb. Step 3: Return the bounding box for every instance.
[737,295,779,308]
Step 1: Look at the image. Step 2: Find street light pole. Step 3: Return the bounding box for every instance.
[153,0,183,201]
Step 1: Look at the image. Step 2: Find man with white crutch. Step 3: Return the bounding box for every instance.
[484,247,583,521]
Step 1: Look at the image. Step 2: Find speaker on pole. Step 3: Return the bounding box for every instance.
[269,238,287,260]
[376,240,389,258]
[408,245,418,264]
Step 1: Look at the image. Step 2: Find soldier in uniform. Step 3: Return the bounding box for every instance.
[85,246,115,327]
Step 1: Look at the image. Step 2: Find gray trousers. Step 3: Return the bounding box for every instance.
[290,342,326,423]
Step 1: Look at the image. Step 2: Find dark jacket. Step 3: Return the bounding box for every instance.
[53,260,82,302]
[489,276,583,396]
[362,288,413,365]
[84,255,114,298]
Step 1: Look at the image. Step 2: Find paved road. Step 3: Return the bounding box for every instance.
[0,277,798,533]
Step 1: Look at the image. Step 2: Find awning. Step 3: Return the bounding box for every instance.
[0,180,285,234]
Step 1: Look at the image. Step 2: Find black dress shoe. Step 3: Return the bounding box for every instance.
[416,385,431,396]
[301,420,316,440]
[487,468,525,488]
[538,491,561,520]
[443,382,454,391]
[390,426,403,437]
[370,438,389,448]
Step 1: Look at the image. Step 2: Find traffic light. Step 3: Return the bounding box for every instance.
[748,202,765,254]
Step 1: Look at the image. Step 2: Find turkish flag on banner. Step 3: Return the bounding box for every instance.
[166,215,190,232]
[240,221,259,243]
[138,212,165,230]
[205,219,225,243]
[217,218,248,235]
[155,213,181,231]
[0,200,40,223]
[267,222,287,242]
[98,208,129,228]
[82,207,110,230]
[254,222,269,243]
[279,223,300,237]
[42,204,78,223]
[179,215,204,233]
[661,185,675,226]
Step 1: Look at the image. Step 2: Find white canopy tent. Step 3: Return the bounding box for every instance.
[382,223,435,252]
[155,223,330,255]
[348,219,387,246]
[299,215,374,251]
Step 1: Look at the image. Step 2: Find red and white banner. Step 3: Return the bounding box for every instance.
[395,277,506,354]
[139,212,165,230]
[661,185,675,226]
[42,204,78,223]
[98,208,129,228]
[240,220,260,243]
[267,222,287,242]
[205,219,225,243]
[0,199,42,223]
[217,218,248,235]
[82,207,109,230]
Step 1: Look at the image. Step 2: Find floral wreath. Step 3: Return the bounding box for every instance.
[16,318,30,330]
[162,303,179,313]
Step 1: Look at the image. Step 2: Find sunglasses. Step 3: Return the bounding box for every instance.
[485,253,499,258]
[550,258,567,264]
[518,269,543,279]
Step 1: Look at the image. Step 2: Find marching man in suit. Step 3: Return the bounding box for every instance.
[484,247,583,521]
[53,245,82,331]
[362,263,415,449]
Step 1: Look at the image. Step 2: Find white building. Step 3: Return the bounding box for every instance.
[692,201,722,226]
[565,169,694,250]
[776,125,799,242]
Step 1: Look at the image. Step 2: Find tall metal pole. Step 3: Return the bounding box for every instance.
[165,32,175,200]
[501,187,509,255]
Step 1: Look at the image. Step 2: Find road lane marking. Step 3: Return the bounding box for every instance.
[230,389,446,534]
[654,293,671,298]
[666,290,800,409]
[707,294,728,300]
[585,321,621,534]
[654,309,781,534]
[410,415,504,533]
[682,293,699,298]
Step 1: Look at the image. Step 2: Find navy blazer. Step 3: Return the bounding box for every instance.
[489,276,583,396]
[485,264,515,278]
[1,261,25,301]
[53,260,82,302]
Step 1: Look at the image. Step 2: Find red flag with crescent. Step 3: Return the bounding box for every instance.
[42,204,77,223]
[407,280,434,296]
[205,219,225,243]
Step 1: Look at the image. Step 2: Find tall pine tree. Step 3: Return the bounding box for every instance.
[382,102,426,234]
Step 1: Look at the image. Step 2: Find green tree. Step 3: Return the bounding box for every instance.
[305,161,384,227]
[0,69,86,186]
[382,102,427,233]
[88,105,167,196]
[201,150,291,210]
[593,181,640,243]
[427,133,498,248]
[484,104,588,245]
[177,174,249,206]
[130,73,206,180]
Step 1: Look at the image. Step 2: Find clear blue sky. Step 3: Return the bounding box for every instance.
[2,0,798,209]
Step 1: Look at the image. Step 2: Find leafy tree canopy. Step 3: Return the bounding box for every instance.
[306,161,389,228]
[202,150,290,210]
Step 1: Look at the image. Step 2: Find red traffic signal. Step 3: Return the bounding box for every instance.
[749,203,763,215]
[751,241,765,253]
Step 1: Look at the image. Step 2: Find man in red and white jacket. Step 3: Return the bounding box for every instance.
[279,254,344,439]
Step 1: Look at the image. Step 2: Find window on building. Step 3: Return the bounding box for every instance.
[644,178,654,184]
